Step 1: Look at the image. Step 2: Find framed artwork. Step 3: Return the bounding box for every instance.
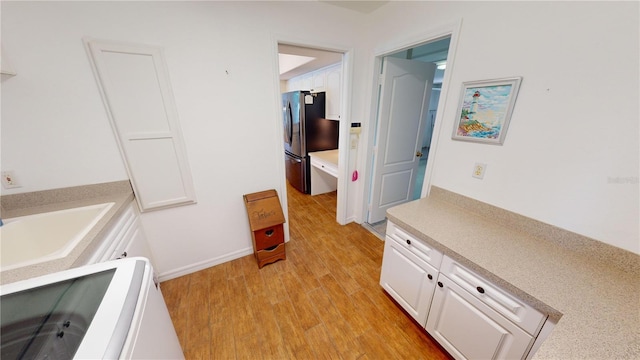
[452,77,522,145]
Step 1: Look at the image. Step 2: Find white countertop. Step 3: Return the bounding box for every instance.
[309,149,339,167]
[386,192,639,359]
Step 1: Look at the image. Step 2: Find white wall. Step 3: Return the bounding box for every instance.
[0,1,368,277]
[364,1,639,254]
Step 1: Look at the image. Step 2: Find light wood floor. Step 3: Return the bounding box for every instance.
[161,185,451,359]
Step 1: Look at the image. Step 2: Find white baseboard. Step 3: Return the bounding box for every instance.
[157,247,254,282]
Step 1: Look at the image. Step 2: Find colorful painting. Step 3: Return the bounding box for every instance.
[452,77,522,145]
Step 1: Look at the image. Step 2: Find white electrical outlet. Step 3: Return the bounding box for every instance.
[472,163,487,179]
[1,170,21,188]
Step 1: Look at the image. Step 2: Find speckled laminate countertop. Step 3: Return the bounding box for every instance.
[386,187,639,359]
[1,181,135,285]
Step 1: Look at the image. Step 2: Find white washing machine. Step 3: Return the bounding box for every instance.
[0,257,184,359]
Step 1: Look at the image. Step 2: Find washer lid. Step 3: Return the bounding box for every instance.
[1,258,149,360]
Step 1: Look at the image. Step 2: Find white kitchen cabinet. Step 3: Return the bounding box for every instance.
[286,77,300,92]
[425,256,546,360]
[312,70,325,90]
[380,221,549,360]
[380,237,438,325]
[438,256,545,335]
[86,202,156,267]
[300,73,313,91]
[111,215,154,263]
[380,221,442,325]
[286,62,342,120]
[426,273,534,360]
[324,64,342,120]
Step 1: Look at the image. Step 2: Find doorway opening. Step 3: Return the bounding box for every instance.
[277,43,347,224]
[364,36,451,238]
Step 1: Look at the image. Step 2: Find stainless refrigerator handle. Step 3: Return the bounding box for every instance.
[287,101,293,143]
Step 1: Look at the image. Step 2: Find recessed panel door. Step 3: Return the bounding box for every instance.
[85,39,196,211]
[368,58,435,223]
[380,238,438,325]
[426,274,534,360]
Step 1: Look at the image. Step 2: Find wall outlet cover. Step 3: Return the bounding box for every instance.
[1,170,21,188]
[472,163,487,179]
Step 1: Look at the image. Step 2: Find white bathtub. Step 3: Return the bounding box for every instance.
[0,203,115,272]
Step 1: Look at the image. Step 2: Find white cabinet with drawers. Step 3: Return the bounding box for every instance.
[426,257,546,360]
[86,202,156,266]
[380,221,442,325]
[437,256,546,335]
[380,221,550,360]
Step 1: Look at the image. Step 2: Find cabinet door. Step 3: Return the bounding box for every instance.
[426,274,533,360]
[380,238,438,325]
[113,217,156,265]
[85,39,196,211]
[325,65,341,120]
[300,73,312,91]
[312,70,325,91]
[85,204,136,264]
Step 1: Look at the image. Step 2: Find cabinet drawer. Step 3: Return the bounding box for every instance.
[253,224,284,251]
[256,242,285,260]
[310,157,338,178]
[440,256,545,335]
[386,221,443,269]
[255,242,286,268]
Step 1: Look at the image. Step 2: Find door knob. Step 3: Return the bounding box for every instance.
[416,151,423,157]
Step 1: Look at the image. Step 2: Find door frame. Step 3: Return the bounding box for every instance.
[360,20,463,223]
[271,35,354,233]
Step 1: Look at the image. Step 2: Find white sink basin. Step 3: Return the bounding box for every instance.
[0,203,115,272]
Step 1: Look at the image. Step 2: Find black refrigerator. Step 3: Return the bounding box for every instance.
[283,91,339,194]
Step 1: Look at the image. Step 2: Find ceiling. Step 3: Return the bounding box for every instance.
[278,4,448,82]
[279,37,450,84]
[278,1,391,80]
[388,37,451,84]
[278,44,342,80]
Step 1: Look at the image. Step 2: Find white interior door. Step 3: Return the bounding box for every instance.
[368,57,435,224]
